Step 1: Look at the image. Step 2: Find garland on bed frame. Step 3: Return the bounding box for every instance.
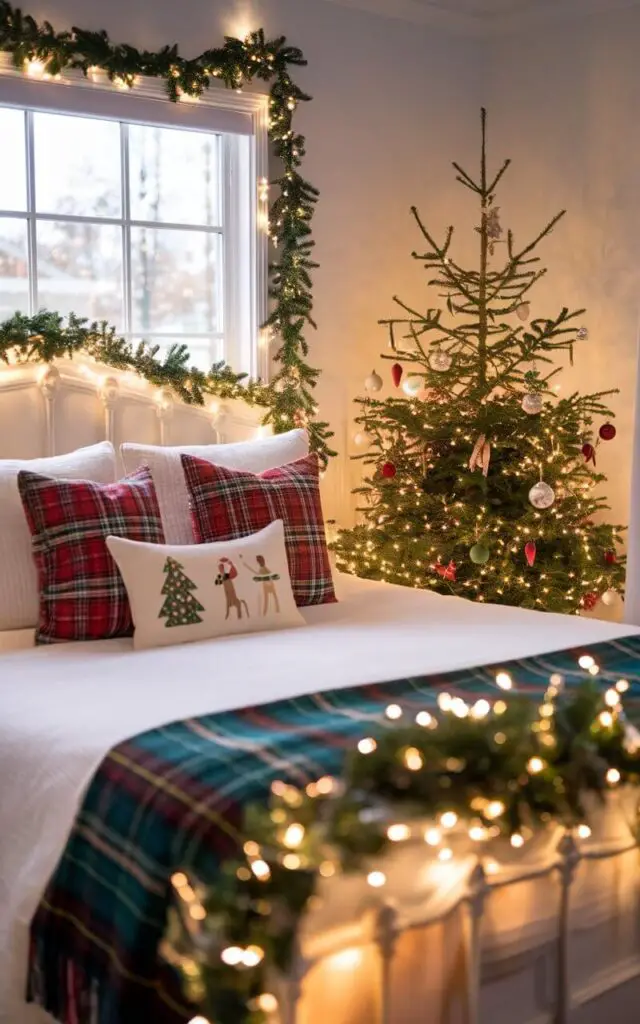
[163,673,640,1024]
[0,2,335,465]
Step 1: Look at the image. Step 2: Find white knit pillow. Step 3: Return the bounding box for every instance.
[120,429,309,544]
[0,442,117,631]
[107,520,304,650]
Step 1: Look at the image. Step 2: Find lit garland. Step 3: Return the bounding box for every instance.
[163,672,640,1024]
[0,2,335,464]
[332,110,625,607]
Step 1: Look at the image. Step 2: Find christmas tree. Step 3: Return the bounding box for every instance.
[333,110,625,615]
[159,557,205,627]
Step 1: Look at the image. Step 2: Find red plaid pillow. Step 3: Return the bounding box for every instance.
[17,467,164,643]
[181,453,336,606]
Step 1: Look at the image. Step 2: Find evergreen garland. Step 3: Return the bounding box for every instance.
[163,675,640,1024]
[0,2,335,463]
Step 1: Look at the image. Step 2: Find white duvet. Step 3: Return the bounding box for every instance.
[1,573,638,1024]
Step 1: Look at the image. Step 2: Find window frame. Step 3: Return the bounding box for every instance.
[0,57,270,379]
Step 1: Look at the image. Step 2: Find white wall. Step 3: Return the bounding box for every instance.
[24,0,481,524]
[485,5,640,532]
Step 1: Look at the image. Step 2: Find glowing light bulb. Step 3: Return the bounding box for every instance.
[606,767,621,785]
[387,823,411,842]
[494,701,507,715]
[221,946,245,966]
[616,679,630,693]
[605,689,619,708]
[599,711,613,728]
[404,747,424,771]
[439,811,458,830]
[437,692,452,712]
[510,833,525,848]
[577,824,591,839]
[416,711,433,727]
[471,699,491,719]
[438,847,453,862]
[358,737,377,755]
[469,825,488,842]
[242,945,265,967]
[496,672,513,691]
[283,853,301,870]
[385,704,402,720]
[578,655,595,670]
[251,860,271,880]
[424,827,442,846]
[527,757,545,774]
[485,800,505,820]
[367,870,387,888]
[283,823,305,849]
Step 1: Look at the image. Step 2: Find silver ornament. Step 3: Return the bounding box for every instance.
[521,393,543,415]
[430,349,452,373]
[516,301,530,321]
[601,589,617,607]
[577,326,589,341]
[364,369,383,393]
[528,480,556,510]
[403,375,422,396]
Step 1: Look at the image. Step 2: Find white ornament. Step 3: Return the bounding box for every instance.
[353,431,371,447]
[516,301,530,321]
[430,349,452,373]
[528,480,556,510]
[521,393,543,415]
[403,375,422,396]
[601,589,617,607]
[364,369,383,393]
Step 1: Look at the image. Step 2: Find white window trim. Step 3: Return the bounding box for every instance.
[0,55,270,380]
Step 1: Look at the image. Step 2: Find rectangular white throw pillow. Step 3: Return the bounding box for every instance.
[120,429,309,545]
[107,519,304,650]
[0,441,117,632]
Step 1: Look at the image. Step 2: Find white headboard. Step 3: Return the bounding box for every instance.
[0,357,267,462]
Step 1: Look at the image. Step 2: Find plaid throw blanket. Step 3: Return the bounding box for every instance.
[28,635,640,1024]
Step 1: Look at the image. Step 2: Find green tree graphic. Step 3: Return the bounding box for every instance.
[159,556,205,627]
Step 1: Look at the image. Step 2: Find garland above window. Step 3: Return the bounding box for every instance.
[0,1,335,464]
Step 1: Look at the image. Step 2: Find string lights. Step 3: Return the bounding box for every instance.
[163,666,639,1024]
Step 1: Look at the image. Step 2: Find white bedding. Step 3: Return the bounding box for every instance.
[1,573,638,1024]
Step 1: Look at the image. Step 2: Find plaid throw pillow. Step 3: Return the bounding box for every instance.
[181,453,336,606]
[17,467,164,643]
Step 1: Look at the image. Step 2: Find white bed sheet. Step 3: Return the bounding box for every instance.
[1,573,639,1024]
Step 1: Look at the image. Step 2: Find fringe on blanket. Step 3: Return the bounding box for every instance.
[28,935,105,1024]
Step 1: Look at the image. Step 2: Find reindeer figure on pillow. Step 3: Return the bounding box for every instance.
[214,558,249,620]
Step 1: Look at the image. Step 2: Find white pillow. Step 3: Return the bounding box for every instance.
[107,520,304,651]
[0,442,117,631]
[120,429,309,544]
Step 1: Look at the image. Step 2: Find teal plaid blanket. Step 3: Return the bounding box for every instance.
[27,633,640,1024]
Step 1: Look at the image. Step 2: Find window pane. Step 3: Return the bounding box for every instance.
[130,227,221,334]
[37,220,123,325]
[133,335,223,372]
[0,108,27,211]
[129,125,220,226]
[33,112,121,218]
[0,217,29,318]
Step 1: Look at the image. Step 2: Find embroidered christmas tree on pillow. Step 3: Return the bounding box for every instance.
[159,556,204,628]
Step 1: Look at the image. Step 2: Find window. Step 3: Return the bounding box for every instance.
[0,94,262,373]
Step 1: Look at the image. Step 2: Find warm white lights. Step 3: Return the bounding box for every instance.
[439,811,458,830]
[616,679,630,693]
[606,767,621,785]
[495,672,513,691]
[424,827,442,846]
[367,870,387,888]
[438,847,453,862]
[577,824,592,839]
[527,757,545,774]
[283,823,305,849]
[599,711,614,728]
[471,699,491,719]
[251,859,271,880]
[385,703,402,720]
[510,833,525,848]
[485,800,505,820]
[578,655,595,670]
[403,747,424,771]
[358,737,377,755]
[605,689,620,708]
[416,711,433,727]
[387,823,411,842]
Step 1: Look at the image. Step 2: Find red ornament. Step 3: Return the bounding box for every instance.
[391,362,403,388]
[599,422,616,441]
[581,443,596,466]
[381,461,397,479]
[581,592,599,611]
[524,541,536,567]
[604,550,617,565]
[435,560,457,582]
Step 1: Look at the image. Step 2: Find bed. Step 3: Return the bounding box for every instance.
[2,359,640,1024]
